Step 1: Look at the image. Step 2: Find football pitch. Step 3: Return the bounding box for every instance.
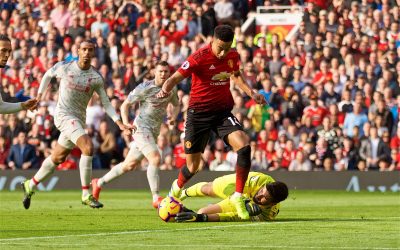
[0,190,399,250]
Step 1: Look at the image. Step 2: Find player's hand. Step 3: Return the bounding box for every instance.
[119,123,136,137]
[21,98,39,111]
[175,212,208,222]
[245,200,262,216]
[156,89,170,99]
[182,206,194,213]
[252,92,267,105]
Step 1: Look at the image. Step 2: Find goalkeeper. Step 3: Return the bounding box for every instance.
[176,172,288,222]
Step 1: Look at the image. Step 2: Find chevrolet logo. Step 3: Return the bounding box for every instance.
[211,71,231,81]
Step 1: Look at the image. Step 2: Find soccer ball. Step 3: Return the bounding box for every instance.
[158,196,183,222]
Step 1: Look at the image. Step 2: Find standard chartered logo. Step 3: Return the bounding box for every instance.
[0,176,59,191]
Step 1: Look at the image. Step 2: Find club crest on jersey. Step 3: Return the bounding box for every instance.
[211,71,231,81]
[228,59,234,68]
[181,61,190,70]
[185,140,192,149]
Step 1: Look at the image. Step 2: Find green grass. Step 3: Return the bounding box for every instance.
[0,190,399,249]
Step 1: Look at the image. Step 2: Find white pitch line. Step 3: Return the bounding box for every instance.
[0,222,271,242]
[0,217,399,243]
[0,242,398,250]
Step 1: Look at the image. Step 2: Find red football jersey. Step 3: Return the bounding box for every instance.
[177,44,240,113]
[303,106,328,127]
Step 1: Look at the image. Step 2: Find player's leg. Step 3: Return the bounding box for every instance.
[134,130,164,207]
[21,136,72,209]
[219,112,251,219]
[144,150,163,208]
[180,182,214,200]
[170,152,203,196]
[74,130,103,208]
[92,144,142,200]
[226,130,251,219]
[171,111,211,197]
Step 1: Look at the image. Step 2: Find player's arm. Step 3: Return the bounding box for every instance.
[0,94,37,113]
[95,82,133,134]
[156,71,185,98]
[120,99,132,126]
[176,200,262,222]
[37,62,60,101]
[120,98,137,134]
[166,88,179,125]
[230,70,266,105]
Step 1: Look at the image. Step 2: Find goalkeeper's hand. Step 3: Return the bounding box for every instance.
[245,200,262,216]
[175,212,208,222]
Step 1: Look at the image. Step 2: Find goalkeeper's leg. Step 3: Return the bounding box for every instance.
[180,182,213,200]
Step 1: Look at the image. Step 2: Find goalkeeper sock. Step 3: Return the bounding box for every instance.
[185,182,207,197]
[79,155,92,198]
[98,162,124,187]
[31,156,57,190]
[146,164,160,199]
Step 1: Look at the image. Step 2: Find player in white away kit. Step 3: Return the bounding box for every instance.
[0,35,38,113]
[91,61,179,208]
[21,40,132,209]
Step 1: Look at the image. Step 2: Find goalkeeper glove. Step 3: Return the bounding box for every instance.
[175,212,208,222]
[181,206,194,213]
[245,200,262,216]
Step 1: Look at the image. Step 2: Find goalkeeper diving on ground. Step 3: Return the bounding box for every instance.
[175,172,288,222]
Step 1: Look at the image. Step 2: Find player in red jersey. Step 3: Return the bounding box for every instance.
[156,25,266,219]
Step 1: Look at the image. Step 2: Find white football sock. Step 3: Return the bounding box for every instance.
[79,155,92,198]
[98,163,125,187]
[31,156,57,190]
[147,164,160,200]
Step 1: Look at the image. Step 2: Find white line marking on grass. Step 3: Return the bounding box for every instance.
[0,217,399,243]
[0,242,398,250]
[0,223,269,242]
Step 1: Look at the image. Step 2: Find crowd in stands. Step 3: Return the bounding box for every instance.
[0,0,399,172]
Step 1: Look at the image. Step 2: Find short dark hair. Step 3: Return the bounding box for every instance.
[80,39,96,47]
[267,181,288,203]
[0,35,11,43]
[155,60,169,67]
[214,25,234,42]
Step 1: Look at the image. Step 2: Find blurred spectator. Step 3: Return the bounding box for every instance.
[7,132,38,170]
[343,103,368,138]
[359,126,391,170]
[289,150,312,171]
[209,148,234,171]
[50,0,72,31]
[96,120,116,169]
[0,136,9,170]
[0,0,398,172]
[173,132,186,169]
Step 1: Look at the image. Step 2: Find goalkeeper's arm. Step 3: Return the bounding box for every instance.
[175,202,262,222]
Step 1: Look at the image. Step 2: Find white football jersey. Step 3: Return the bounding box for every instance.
[127,79,178,136]
[39,61,119,127]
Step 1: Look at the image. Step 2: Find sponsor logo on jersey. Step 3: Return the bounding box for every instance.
[209,64,216,69]
[67,82,90,92]
[211,71,231,81]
